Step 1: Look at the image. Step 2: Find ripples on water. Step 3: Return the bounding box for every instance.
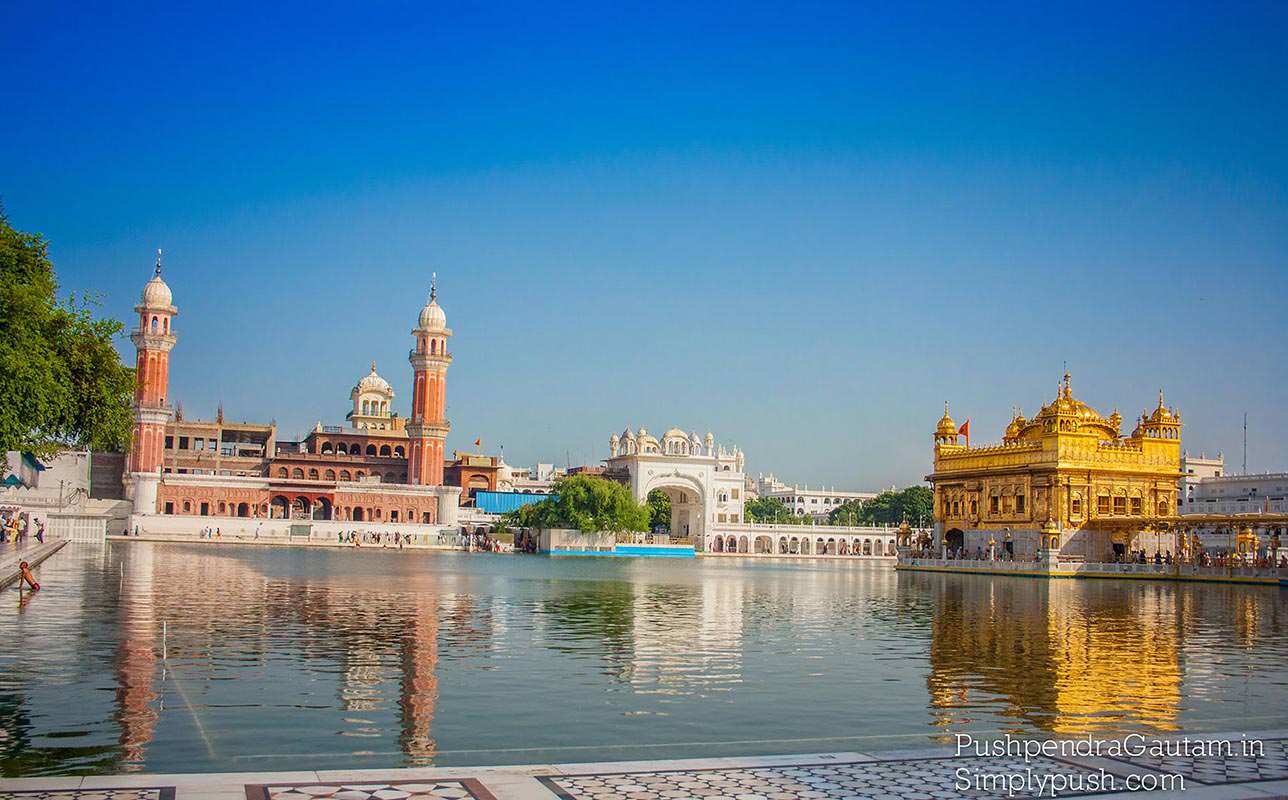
[0,542,1284,775]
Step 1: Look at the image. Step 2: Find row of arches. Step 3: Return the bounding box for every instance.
[317,442,406,457]
[268,495,432,523]
[710,535,897,556]
[170,499,264,517]
[274,466,408,483]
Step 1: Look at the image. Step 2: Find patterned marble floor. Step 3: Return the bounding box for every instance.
[1104,736,1288,785]
[245,781,495,800]
[0,790,173,800]
[539,755,1115,799]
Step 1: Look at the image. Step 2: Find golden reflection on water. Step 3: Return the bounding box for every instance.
[908,571,1279,737]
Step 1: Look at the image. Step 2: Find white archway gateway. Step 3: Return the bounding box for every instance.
[608,426,746,552]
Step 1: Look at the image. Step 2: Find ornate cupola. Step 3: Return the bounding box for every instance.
[934,401,958,445]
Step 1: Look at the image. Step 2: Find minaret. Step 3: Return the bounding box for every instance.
[127,250,177,514]
[407,273,452,486]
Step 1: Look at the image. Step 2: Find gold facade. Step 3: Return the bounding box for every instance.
[927,373,1182,560]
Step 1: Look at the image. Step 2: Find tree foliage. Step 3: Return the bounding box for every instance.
[502,474,650,532]
[830,485,933,525]
[0,209,134,462]
[744,496,796,524]
[646,489,671,532]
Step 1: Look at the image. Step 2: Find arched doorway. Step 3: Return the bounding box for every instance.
[236,502,250,517]
[643,478,706,544]
[270,495,290,519]
[312,497,332,520]
[292,497,310,519]
[946,528,965,553]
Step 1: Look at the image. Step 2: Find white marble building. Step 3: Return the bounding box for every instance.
[753,473,879,521]
[608,427,746,548]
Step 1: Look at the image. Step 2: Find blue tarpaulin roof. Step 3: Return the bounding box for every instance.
[474,490,552,515]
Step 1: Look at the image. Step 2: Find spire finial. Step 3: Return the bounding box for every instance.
[430,271,437,302]
[155,248,162,276]
[1158,387,1165,408]
[371,360,377,373]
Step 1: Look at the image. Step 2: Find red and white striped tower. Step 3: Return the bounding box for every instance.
[128,250,177,512]
[407,273,452,486]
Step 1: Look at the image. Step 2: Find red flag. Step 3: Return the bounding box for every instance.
[474,437,482,447]
[959,419,970,443]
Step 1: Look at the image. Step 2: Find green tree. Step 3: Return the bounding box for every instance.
[646,489,672,532]
[0,209,134,464]
[501,474,649,532]
[744,496,794,524]
[833,486,934,525]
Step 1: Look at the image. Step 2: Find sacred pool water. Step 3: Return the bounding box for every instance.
[1,543,1285,776]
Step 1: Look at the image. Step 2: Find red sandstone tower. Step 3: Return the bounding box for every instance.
[407,274,452,485]
[129,250,177,478]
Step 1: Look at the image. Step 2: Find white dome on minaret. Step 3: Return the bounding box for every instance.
[417,272,447,331]
[141,249,173,308]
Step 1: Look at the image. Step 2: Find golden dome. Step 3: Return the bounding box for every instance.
[1147,389,1179,424]
[935,402,958,438]
[1031,372,1120,439]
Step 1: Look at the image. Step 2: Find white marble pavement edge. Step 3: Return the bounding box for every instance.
[5,730,1288,799]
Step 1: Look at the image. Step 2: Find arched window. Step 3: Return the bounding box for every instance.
[355,470,365,479]
[150,316,158,332]
[379,445,391,457]
[366,444,377,456]
[362,400,370,415]
[163,318,169,333]
[340,470,352,481]
[277,467,288,478]
[182,500,191,513]
[325,469,336,481]
[394,446,405,458]
[337,443,348,454]
[430,339,437,354]
[308,468,319,480]
[292,468,304,479]
[320,442,334,454]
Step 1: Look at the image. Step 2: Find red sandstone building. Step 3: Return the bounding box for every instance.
[124,256,461,526]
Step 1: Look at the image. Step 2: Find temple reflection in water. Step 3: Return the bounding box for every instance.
[907,570,1281,736]
[5,543,1284,777]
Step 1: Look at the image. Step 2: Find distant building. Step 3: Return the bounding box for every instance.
[1179,451,1224,511]
[124,257,460,525]
[444,452,502,504]
[753,473,878,520]
[500,462,567,494]
[1182,472,1288,516]
[607,426,745,545]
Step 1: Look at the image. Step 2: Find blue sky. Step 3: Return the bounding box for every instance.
[3,1,1285,488]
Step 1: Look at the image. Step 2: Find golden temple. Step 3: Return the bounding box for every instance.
[926,373,1183,562]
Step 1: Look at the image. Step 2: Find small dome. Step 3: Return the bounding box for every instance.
[662,427,687,439]
[142,275,172,307]
[418,273,447,331]
[141,249,173,308]
[418,300,447,331]
[356,361,393,395]
[935,402,958,438]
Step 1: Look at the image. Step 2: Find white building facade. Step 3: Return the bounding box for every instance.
[1183,472,1288,516]
[753,473,878,521]
[608,427,746,549]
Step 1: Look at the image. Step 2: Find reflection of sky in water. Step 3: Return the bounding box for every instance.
[0,542,1285,776]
